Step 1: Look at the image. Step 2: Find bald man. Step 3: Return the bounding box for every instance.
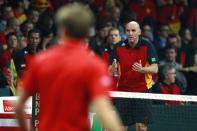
[110,21,158,131]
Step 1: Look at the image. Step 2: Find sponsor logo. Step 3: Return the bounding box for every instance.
[151,57,156,62]
[2,100,31,113]
[3,100,16,112]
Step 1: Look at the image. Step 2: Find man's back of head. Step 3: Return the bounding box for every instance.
[55,3,95,39]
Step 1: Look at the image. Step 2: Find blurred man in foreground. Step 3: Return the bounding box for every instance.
[15,3,123,131]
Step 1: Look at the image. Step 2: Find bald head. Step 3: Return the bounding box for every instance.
[126,21,140,30]
[125,21,141,46]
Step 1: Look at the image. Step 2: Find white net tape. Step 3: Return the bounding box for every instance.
[110,91,197,102]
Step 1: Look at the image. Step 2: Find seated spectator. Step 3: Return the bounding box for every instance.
[89,20,112,55]
[0,32,19,95]
[108,6,125,38]
[0,32,18,69]
[26,8,40,25]
[167,33,186,65]
[158,64,183,105]
[154,24,170,60]
[159,44,182,69]
[21,20,34,37]
[141,23,154,42]
[0,4,15,32]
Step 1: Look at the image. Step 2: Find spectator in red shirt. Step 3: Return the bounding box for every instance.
[159,64,182,105]
[15,3,123,131]
[102,27,121,90]
[0,32,19,94]
[0,32,18,69]
[102,27,121,63]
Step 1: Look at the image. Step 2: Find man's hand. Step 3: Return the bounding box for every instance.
[132,61,145,73]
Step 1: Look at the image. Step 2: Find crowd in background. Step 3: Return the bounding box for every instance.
[0,0,197,97]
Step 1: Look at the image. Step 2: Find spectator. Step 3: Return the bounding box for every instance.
[102,27,121,89]
[141,23,154,42]
[21,21,34,37]
[159,44,182,68]
[158,64,183,105]
[37,12,55,36]
[0,4,15,32]
[180,27,193,66]
[13,29,41,77]
[0,32,18,68]
[0,32,18,95]
[109,6,125,39]
[26,8,40,25]
[167,33,186,65]
[154,24,170,60]
[102,27,121,63]
[89,20,112,55]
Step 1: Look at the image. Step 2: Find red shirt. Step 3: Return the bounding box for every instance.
[111,38,158,92]
[21,40,112,131]
[160,83,181,105]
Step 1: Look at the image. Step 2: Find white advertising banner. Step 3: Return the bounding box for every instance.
[0,96,32,115]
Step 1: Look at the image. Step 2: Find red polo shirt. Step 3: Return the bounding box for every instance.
[21,40,112,131]
[160,83,181,105]
[110,37,158,92]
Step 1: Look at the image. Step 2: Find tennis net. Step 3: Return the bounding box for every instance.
[110,91,197,131]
